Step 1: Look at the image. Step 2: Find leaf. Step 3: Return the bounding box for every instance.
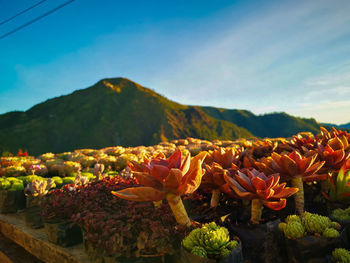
[134,172,160,187]
[280,155,298,176]
[234,172,255,192]
[168,149,182,169]
[251,176,266,191]
[180,152,207,194]
[263,199,286,210]
[272,187,298,199]
[256,189,274,200]
[151,165,170,183]
[180,153,191,174]
[336,165,346,198]
[163,168,183,192]
[220,213,231,223]
[111,187,166,201]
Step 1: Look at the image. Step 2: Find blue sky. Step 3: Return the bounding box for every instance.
[1,0,350,124]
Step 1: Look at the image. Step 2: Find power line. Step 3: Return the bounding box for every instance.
[0,0,48,26]
[0,0,76,40]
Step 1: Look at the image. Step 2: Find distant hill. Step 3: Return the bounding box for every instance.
[0,78,251,155]
[339,122,350,129]
[0,77,330,155]
[321,122,350,130]
[199,107,320,138]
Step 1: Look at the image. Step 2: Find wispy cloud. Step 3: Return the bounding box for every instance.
[150,0,350,124]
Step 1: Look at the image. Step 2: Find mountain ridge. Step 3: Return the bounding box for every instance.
[0,77,331,155]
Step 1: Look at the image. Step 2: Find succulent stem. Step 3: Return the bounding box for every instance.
[291,176,304,214]
[251,198,263,224]
[166,193,191,227]
[210,189,221,208]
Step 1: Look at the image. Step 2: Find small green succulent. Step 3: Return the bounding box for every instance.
[182,222,238,259]
[323,228,340,238]
[332,248,350,263]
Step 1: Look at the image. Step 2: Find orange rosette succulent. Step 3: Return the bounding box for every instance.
[224,168,298,224]
[202,147,241,207]
[112,149,207,227]
[287,132,317,154]
[317,134,350,173]
[318,127,349,144]
[256,150,325,214]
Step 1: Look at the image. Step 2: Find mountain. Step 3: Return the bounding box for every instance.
[321,122,350,130]
[340,123,350,129]
[200,107,320,138]
[0,78,252,155]
[0,77,326,155]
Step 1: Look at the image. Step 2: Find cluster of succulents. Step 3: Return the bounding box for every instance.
[278,212,341,239]
[0,177,24,191]
[182,222,238,259]
[332,207,350,221]
[1,126,350,260]
[332,248,350,263]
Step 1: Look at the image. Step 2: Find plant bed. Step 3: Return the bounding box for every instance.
[44,219,82,247]
[225,218,282,263]
[284,234,342,263]
[24,205,43,229]
[278,212,344,263]
[0,189,25,213]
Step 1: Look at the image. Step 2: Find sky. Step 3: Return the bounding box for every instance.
[0,0,350,125]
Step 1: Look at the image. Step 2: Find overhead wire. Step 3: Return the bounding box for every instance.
[0,0,76,40]
[0,0,48,26]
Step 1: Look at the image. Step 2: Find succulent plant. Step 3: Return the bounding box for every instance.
[316,127,350,173]
[324,165,350,204]
[331,207,350,221]
[24,178,55,198]
[332,248,350,263]
[28,164,48,177]
[0,177,24,191]
[5,165,26,177]
[282,221,306,239]
[224,168,298,224]
[93,163,105,181]
[280,212,341,240]
[73,172,89,186]
[257,150,325,214]
[302,213,331,234]
[63,161,81,176]
[331,221,342,230]
[112,149,207,227]
[201,147,241,207]
[182,222,238,259]
[285,214,302,224]
[322,228,340,238]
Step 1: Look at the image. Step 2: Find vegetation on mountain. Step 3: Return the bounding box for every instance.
[0,77,334,155]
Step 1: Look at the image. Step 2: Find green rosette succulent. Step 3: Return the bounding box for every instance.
[302,213,331,234]
[283,221,305,239]
[285,215,302,224]
[182,222,238,259]
[332,208,350,221]
[332,248,350,263]
[322,228,340,238]
[280,212,341,239]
